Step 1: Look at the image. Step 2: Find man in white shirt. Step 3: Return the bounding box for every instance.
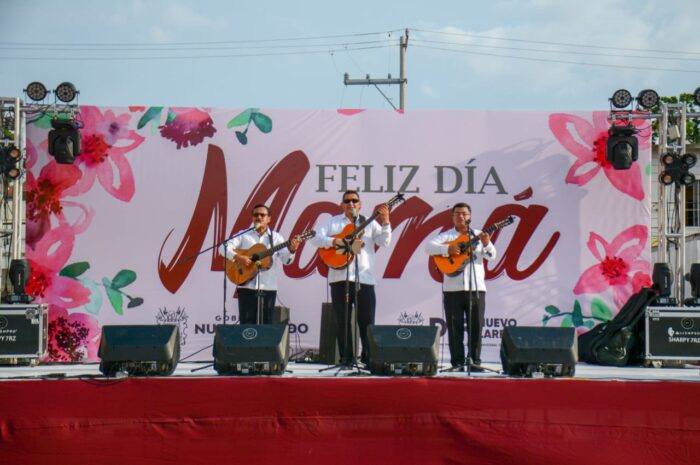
[425,203,496,371]
[220,204,299,324]
[312,191,391,366]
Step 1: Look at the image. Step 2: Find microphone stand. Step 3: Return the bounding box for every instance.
[188,224,258,373]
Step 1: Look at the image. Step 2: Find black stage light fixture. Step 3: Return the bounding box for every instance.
[48,119,81,164]
[685,264,700,306]
[652,262,676,306]
[606,125,638,170]
[636,89,659,110]
[54,82,78,103]
[659,153,696,186]
[367,325,440,376]
[0,145,21,179]
[610,89,633,109]
[500,327,577,377]
[98,325,180,376]
[2,259,34,304]
[694,87,700,106]
[25,81,48,102]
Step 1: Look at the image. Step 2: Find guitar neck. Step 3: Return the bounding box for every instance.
[463,224,500,248]
[256,239,291,260]
[350,212,380,238]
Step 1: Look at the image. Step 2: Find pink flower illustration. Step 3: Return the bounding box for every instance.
[26,223,90,309]
[159,107,217,149]
[574,224,652,308]
[46,305,100,362]
[25,140,93,248]
[549,111,651,200]
[65,105,145,202]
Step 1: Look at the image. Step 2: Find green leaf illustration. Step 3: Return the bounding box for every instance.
[111,269,136,289]
[591,297,613,321]
[166,109,177,124]
[127,297,144,308]
[562,315,573,327]
[32,114,53,129]
[572,300,584,326]
[80,278,102,315]
[137,106,163,129]
[103,278,124,315]
[545,305,560,315]
[235,130,248,145]
[59,262,90,279]
[251,112,272,133]
[227,108,257,128]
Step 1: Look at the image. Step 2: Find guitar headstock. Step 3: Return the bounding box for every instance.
[386,192,405,210]
[495,215,516,229]
[296,230,316,242]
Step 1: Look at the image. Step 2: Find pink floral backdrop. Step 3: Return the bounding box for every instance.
[25,107,652,363]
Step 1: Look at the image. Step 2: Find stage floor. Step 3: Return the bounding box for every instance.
[1,360,699,381]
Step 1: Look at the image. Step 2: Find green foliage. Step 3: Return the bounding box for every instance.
[651,93,700,144]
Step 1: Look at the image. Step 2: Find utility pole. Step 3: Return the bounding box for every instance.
[344,28,408,110]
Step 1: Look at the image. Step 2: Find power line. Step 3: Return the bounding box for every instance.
[0,29,404,47]
[411,38,700,62]
[0,39,396,52]
[0,45,393,62]
[413,28,700,56]
[412,44,700,73]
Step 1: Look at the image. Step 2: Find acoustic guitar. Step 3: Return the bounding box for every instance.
[432,216,515,276]
[319,193,405,270]
[225,229,315,285]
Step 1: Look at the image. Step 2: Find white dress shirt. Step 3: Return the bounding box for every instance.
[220,228,294,291]
[425,227,497,292]
[312,213,392,285]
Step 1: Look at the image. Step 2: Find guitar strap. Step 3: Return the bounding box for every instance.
[267,228,274,265]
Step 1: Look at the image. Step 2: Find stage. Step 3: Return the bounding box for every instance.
[1,362,699,465]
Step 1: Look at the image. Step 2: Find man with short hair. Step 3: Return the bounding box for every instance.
[220,204,299,324]
[425,203,496,371]
[312,190,391,366]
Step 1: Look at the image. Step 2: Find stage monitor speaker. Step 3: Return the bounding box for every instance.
[367,325,440,376]
[500,326,577,377]
[213,324,289,375]
[98,325,180,377]
[318,303,358,364]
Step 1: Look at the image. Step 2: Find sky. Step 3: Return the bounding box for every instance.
[0,0,698,111]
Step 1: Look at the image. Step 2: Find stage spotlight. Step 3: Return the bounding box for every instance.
[48,119,81,164]
[685,264,700,306]
[606,125,638,170]
[658,153,696,186]
[694,87,700,106]
[2,259,33,304]
[682,153,697,169]
[610,89,633,109]
[0,145,21,179]
[54,82,78,103]
[636,89,659,110]
[652,262,675,306]
[25,81,48,102]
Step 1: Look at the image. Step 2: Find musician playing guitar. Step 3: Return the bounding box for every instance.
[425,203,497,372]
[219,204,299,324]
[311,190,392,366]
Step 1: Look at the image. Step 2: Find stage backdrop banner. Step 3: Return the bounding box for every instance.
[25,107,652,362]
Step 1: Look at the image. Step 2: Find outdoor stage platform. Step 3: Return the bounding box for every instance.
[1,362,699,465]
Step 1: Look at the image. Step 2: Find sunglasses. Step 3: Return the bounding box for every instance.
[252,212,268,217]
[343,199,360,204]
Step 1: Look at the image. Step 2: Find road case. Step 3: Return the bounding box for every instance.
[0,304,48,363]
[645,307,700,361]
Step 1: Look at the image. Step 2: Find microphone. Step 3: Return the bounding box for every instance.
[254,221,262,232]
[351,207,358,221]
[465,219,471,226]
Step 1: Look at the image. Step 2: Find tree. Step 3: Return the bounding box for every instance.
[651,93,700,144]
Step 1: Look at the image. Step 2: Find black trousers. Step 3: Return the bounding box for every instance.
[237,288,277,324]
[443,291,485,367]
[330,281,375,364]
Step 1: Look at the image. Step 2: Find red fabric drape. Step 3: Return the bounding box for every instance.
[1,377,699,465]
